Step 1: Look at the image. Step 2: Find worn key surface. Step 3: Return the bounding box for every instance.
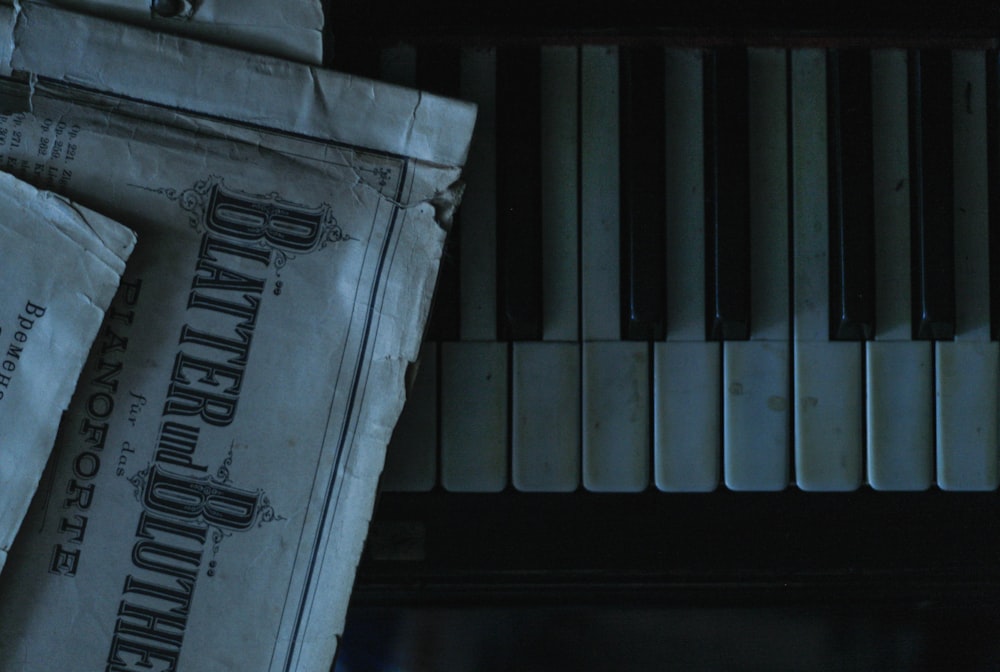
[792,48,863,492]
[656,48,721,492]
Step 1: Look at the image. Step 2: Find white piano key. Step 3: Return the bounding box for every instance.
[583,341,649,492]
[664,48,705,342]
[381,343,437,492]
[581,46,621,342]
[936,52,996,491]
[952,50,990,342]
[936,341,999,490]
[872,49,912,341]
[440,341,507,492]
[459,48,498,340]
[654,342,720,492]
[790,49,829,343]
[794,342,863,491]
[790,50,862,492]
[512,342,580,492]
[512,48,580,493]
[541,46,580,342]
[866,341,933,490]
[748,47,789,341]
[656,50,717,492]
[721,49,790,492]
[379,43,417,87]
[867,49,933,491]
[724,341,790,491]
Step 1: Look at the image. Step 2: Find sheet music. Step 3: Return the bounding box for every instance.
[19,0,325,63]
[0,5,474,670]
[0,172,135,577]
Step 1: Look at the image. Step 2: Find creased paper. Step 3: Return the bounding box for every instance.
[0,171,135,576]
[16,0,325,64]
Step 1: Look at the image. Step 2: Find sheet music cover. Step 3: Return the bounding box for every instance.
[17,0,325,64]
[0,172,135,577]
[0,4,475,670]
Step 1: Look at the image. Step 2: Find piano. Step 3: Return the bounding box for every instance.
[326,2,1000,664]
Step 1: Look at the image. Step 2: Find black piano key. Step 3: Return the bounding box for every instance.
[418,46,462,341]
[908,49,956,341]
[416,45,461,97]
[989,50,1000,341]
[704,47,751,341]
[619,46,667,341]
[496,46,543,341]
[329,35,381,79]
[827,49,876,341]
[426,215,461,341]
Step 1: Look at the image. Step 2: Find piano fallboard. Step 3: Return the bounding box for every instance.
[356,489,1000,605]
[326,1,1000,46]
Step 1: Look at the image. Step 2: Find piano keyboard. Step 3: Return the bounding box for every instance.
[344,45,1000,494]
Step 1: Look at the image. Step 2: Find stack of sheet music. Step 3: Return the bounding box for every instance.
[0,3,475,670]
